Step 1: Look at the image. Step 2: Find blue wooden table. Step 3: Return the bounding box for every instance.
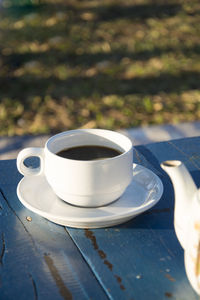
[0,136,200,299]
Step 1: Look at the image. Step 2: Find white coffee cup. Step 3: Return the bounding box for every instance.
[17,129,133,207]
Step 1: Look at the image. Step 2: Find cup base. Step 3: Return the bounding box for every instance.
[53,188,127,208]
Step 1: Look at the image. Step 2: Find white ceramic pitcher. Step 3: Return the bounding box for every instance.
[161,160,200,295]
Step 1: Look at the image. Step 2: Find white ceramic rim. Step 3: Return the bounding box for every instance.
[45,129,133,163]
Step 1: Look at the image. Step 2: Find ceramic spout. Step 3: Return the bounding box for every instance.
[161,160,197,249]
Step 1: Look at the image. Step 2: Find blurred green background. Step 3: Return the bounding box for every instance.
[0,0,200,136]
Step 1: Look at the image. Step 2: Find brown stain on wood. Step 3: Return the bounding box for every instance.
[104,259,113,271]
[160,270,176,283]
[84,229,125,291]
[165,292,173,298]
[85,229,98,250]
[98,250,106,259]
[165,273,176,282]
[115,275,125,290]
[44,253,73,300]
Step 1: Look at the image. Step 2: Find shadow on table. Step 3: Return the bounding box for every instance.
[0,135,49,159]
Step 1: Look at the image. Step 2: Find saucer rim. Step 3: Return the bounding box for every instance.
[17,164,163,225]
[47,215,136,228]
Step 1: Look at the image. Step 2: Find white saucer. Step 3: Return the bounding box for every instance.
[17,164,163,228]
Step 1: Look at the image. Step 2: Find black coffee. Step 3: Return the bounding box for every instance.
[56,145,123,161]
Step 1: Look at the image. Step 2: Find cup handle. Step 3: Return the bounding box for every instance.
[17,147,45,176]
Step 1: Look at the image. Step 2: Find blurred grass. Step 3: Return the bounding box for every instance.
[0,0,200,136]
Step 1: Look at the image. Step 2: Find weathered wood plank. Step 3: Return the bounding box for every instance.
[1,136,200,299]
[137,136,200,176]
[0,162,107,300]
[66,138,200,300]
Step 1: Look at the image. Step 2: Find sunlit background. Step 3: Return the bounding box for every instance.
[0,0,200,136]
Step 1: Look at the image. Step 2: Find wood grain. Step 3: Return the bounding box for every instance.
[0,162,107,299]
[67,137,200,299]
[1,137,200,299]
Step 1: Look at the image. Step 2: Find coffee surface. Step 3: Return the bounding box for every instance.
[56,145,123,161]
